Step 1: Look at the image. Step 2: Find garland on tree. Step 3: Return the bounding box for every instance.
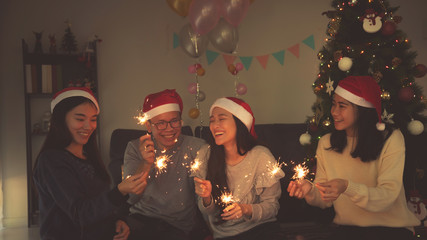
[302,0,427,185]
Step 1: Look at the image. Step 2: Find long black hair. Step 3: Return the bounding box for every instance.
[206,116,257,208]
[35,96,111,184]
[329,104,392,162]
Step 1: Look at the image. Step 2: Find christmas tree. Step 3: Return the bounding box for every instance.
[61,21,78,54]
[304,0,427,193]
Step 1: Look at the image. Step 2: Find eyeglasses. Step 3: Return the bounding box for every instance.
[151,119,182,130]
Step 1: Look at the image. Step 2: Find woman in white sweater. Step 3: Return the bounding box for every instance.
[288,76,420,240]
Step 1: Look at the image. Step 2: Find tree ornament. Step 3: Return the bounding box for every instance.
[348,0,358,6]
[338,57,353,71]
[189,108,200,119]
[414,64,427,78]
[317,52,325,60]
[197,91,206,102]
[299,132,312,146]
[392,57,402,68]
[381,109,394,124]
[196,67,205,76]
[227,64,236,74]
[236,83,247,95]
[327,17,341,38]
[322,117,331,127]
[373,71,383,83]
[407,190,427,220]
[361,9,383,33]
[326,78,334,96]
[381,20,397,36]
[187,82,197,94]
[398,87,415,103]
[333,50,343,62]
[407,119,424,135]
[381,90,391,100]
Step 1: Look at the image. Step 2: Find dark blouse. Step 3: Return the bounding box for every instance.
[33,149,128,240]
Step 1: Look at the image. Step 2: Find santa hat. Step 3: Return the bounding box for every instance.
[143,89,183,120]
[334,76,385,131]
[51,87,99,113]
[210,97,257,138]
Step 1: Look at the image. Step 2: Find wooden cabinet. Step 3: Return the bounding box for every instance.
[22,40,98,226]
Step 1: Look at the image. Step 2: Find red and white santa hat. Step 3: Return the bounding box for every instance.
[210,97,257,138]
[51,87,99,113]
[334,76,385,131]
[143,89,183,120]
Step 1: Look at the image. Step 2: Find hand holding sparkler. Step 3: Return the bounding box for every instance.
[316,178,348,202]
[287,163,313,199]
[118,171,148,195]
[194,177,212,206]
[138,134,155,164]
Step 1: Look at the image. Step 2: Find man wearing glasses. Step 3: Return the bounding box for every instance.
[123,89,206,240]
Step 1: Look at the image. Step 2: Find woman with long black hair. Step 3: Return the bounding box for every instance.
[192,97,284,240]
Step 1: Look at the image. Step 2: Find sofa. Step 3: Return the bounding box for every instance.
[108,124,335,239]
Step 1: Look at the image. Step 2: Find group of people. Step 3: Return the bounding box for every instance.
[33,75,420,240]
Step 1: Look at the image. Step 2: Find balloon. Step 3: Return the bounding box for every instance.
[197,91,206,101]
[179,23,209,58]
[227,64,236,73]
[236,83,247,95]
[189,0,221,35]
[189,108,200,119]
[188,64,197,73]
[166,0,192,17]
[187,82,197,94]
[235,62,244,71]
[221,0,250,27]
[196,67,205,76]
[208,18,239,53]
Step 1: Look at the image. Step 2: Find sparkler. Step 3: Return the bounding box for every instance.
[190,158,200,172]
[268,161,286,177]
[220,191,235,207]
[292,163,311,184]
[155,155,171,173]
[134,108,148,125]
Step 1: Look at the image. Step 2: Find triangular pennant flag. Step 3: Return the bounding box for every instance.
[256,55,269,69]
[222,54,237,67]
[239,56,253,70]
[272,50,285,65]
[173,32,179,49]
[302,34,315,50]
[206,50,220,65]
[288,44,300,58]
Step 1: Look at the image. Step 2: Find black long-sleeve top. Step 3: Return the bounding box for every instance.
[33,149,128,240]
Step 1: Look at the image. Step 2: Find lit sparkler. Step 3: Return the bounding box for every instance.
[220,191,235,207]
[190,158,200,172]
[155,155,171,173]
[134,108,148,125]
[292,163,310,182]
[268,161,286,177]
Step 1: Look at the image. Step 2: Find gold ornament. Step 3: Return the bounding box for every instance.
[373,71,383,83]
[322,117,331,127]
[381,90,391,100]
[309,116,316,124]
[189,108,200,119]
[317,52,324,60]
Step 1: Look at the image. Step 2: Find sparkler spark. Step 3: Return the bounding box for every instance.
[190,158,200,172]
[134,111,148,125]
[220,191,234,206]
[155,155,171,173]
[292,163,309,180]
[268,161,286,177]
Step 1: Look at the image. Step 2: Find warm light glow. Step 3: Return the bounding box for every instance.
[268,161,286,177]
[155,155,171,173]
[134,111,148,125]
[220,191,234,206]
[292,163,309,180]
[190,158,200,172]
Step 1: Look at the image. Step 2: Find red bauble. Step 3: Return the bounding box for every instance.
[398,87,415,103]
[381,20,397,36]
[414,64,427,78]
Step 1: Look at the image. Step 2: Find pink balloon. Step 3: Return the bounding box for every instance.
[236,83,247,95]
[187,82,197,94]
[189,0,222,35]
[188,64,197,74]
[235,62,244,71]
[221,0,250,27]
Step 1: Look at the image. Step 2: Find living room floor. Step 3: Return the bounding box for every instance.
[0,226,40,240]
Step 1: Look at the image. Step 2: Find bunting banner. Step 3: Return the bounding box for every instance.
[173,34,316,70]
